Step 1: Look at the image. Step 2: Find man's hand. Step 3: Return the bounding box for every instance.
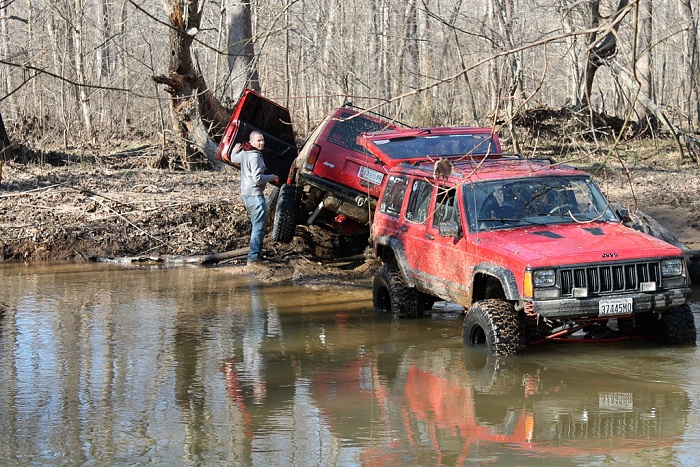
[233,143,242,153]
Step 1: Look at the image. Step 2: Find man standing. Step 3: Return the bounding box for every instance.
[232,131,280,265]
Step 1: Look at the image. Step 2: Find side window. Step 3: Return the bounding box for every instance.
[405,179,432,224]
[379,175,409,217]
[434,187,460,227]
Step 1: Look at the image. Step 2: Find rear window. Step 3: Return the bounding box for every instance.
[370,133,498,159]
[326,111,390,152]
[239,98,295,145]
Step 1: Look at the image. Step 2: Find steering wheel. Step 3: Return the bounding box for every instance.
[549,204,576,216]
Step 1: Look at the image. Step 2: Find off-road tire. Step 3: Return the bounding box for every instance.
[373,262,420,319]
[463,299,525,356]
[655,304,697,345]
[272,184,300,243]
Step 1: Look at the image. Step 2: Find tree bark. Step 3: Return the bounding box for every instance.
[225,0,260,97]
[635,0,656,133]
[679,0,700,130]
[154,0,233,169]
[581,0,630,109]
[0,111,12,185]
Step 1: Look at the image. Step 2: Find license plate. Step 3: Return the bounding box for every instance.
[358,166,384,185]
[599,392,633,410]
[598,297,633,316]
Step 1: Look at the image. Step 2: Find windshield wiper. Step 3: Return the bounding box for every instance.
[477,217,547,226]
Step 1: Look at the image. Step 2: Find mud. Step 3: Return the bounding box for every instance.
[1,147,699,284]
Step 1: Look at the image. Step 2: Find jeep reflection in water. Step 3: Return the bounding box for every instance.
[370,156,695,356]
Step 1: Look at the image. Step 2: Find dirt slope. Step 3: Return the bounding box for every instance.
[1,150,698,282]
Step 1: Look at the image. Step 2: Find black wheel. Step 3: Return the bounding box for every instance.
[372,262,420,318]
[463,299,525,356]
[655,304,697,345]
[272,184,300,243]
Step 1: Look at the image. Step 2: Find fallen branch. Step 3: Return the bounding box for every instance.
[83,247,250,265]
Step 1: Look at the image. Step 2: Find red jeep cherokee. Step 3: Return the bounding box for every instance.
[272,106,501,243]
[371,156,695,355]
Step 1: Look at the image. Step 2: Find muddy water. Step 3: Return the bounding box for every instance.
[0,262,699,466]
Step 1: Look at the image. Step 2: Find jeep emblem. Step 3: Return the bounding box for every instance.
[601,252,618,258]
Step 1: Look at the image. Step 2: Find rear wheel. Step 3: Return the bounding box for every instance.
[372,262,420,318]
[272,184,300,243]
[655,304,697,345]
[463,299,525,356]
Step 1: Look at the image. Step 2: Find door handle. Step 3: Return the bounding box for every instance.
[425,233,434,240]
[399,226,408,232]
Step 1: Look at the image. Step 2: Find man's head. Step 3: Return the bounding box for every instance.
[249,131,265,151]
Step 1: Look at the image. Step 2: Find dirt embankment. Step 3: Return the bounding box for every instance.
[1,148,699,283]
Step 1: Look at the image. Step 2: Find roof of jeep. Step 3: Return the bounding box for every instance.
[393,156,586,182]
[361,126,496,139]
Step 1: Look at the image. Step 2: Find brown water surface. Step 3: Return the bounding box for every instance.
[0,262,699,465]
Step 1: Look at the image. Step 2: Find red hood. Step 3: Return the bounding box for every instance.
[476,222,683,268]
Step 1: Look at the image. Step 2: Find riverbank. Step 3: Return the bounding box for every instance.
[1,147,699,283]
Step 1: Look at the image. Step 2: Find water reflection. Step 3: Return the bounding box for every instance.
[0,263,697,465]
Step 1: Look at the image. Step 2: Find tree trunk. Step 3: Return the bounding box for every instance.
[0,111,12,185]
[635,0,656,133]
[153,0,234,169]
[225,0,260,97]
[679,0,700,130]
[581,0,630,109]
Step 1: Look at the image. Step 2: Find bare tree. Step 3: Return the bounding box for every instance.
[635,0,655,133]
[153,0,233,169]
[225,0,260,97]
[678,0,699,130]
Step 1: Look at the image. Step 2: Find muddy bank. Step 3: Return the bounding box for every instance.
[1,150,699,283]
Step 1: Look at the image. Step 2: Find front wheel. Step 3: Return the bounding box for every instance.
[463,299,525,356]
[372,262,420,319]
[655,304,697,345]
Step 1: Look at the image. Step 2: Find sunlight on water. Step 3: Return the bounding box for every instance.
[0,263,698,465]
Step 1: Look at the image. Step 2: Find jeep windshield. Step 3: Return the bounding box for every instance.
[464,176,617,232]
[367,133,498,159]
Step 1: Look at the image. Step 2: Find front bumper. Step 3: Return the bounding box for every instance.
[527,287,692,320]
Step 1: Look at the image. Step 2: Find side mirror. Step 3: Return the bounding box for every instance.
[616,208,631,223]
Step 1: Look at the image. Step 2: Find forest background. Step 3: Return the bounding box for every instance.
[0,0,699,267]
[1,0,699,159]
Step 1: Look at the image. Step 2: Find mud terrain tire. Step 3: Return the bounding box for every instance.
[463,299,525,356]
[373,262,420,318]
[655,304,697,345]
[272,184,300,243]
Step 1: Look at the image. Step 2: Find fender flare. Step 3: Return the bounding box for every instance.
[472,263,520,301]
[375,236,416,288]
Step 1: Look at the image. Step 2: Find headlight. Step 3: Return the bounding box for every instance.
[661,259,684,277]
[533,269,556,287]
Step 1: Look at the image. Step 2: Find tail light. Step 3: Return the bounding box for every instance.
[304,144,322,170]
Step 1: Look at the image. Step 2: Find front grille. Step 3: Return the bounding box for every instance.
[559,261,661,296]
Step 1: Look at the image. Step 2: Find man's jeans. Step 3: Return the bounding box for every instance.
[242,195,267,262]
